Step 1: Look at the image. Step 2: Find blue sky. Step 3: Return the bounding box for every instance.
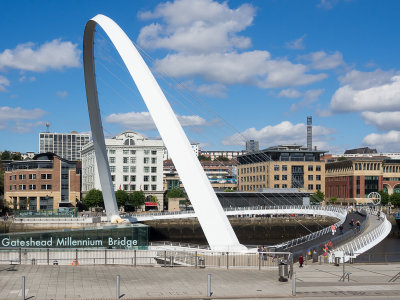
[1,0,400,154]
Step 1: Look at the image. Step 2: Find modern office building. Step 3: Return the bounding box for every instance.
[236,145,326,193]
[81,131,164,207]
[325,157,400,203]
[3,153,81,210]
[246,140,259,152]
[163,159,237,191]
[39,131,90,161]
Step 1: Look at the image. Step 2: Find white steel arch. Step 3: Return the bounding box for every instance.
[83,14,245,251]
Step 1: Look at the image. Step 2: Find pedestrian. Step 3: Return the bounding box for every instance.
[299,255,304,267]
[349,219,354,228]
[339,224,344,234]
[356,220,361,232]
[331,224,336,235]
[377,211,381,220]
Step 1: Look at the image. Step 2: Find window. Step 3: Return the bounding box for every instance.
[19,174,26,180]
[144,167,149,173]
[274,165,279,171]
[151,185,157,191]
[41,184,52,190]
[130,157,136,164]
[130,166,136,173]
[123,175,129,182]
[316,184,321,190]
[274,175,279,180]
[130,185,136,191]
[123,157,129,164]
[143,185,149,191]
[110,166,116,173]
[144,175,149,182]
[13,175,16,180]
[282,165,287,171]
[316,175,321,181]
[61,184,69,190]
[144,157,149,164]
[151,167,157,173]
[123,185,128,191]
[308,175,313,180]
[109,149,116,154]
[111,175,115,182]
[123,150,129,155]
[282,175,287,181]
[29,184,36,190]
[130,175,136,181]
[28,174,36,180]
[151,150,157,155]
[19,184,26,190]
[151,176,157,182]
[144,150,150,155]
[123,166,129,173]
[151,157,157,164]
[41,174,52,180]
[308,184,314,190]
[109,157,115,163]
[61,174,68,180]
[12,185,16,190]
[282,184,287,188]
[274,184,280,188]
[130,150,136,155]
[316,165,321,171]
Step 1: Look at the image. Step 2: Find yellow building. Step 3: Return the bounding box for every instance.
[237,145,326,194]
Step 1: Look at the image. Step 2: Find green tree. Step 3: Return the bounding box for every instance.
[11,152,22,161]
[115,190,129,208]
[83,189,104,208]
[166,188,186,200]
[378,190,390,206]
[328,196,337,204]
[216,156,229,162]
[0,150,11,161]
[311,190,325,203]
[223,188,236,192]
[336,156,347,161]
[198,155,211,161]
[0,168,4,197]
[128,191,146,210]
[390,193,400,207]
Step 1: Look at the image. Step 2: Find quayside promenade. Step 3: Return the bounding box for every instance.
[1,263,400,300]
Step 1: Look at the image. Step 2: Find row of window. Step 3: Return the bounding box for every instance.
[118,184,158,191]
[110,175,158,182]
[273,175,321,181]
[274,165,322,171]
[109,166,157,173]
[241,184,321,191]
[241,166,266,174]
[241,175,266,182]
[10,184,52,191]
[9,174,53,180]
[108,149,158,155]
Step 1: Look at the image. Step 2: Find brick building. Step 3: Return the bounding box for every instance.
[3,153,81,211]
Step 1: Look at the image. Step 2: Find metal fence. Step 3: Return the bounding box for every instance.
[0,248,292,270]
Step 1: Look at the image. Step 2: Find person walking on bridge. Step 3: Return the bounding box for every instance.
[331,224,336,235]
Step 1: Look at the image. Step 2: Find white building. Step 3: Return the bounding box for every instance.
[163,142,199,160]
[39,131,90,161]
[81,131,165,207]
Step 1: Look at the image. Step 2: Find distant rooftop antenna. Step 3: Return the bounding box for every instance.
[307,116,312,151]
[45,122,50,133]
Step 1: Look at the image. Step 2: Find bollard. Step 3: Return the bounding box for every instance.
[116,275,120,299]
[21,276,25,300]
[207,274,212,297]
[292,272,296,296]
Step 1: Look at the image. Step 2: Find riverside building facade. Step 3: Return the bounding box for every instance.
[3,153,81,210]
[81,131,164,207]
[325,157,400,203]
[236,145,326,193]
[39,131,90,161]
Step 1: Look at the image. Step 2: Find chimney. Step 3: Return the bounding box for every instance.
[307,116,312,151]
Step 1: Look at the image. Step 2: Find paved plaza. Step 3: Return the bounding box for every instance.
[1,262,400,299]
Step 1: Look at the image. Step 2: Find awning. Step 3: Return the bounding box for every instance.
[145,202,158,206]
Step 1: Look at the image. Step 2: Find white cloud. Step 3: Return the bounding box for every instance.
[338,69,395,90]
[0,75,10,92]
[0,39,81,72]
[222,121,335,148]
[317,0,338,10]
[300,51,344,70]
[361,111,400,131]
[178,80,227,98]
[155,52,327,88]
[362,130,400,152]
[105,111,207,131]
[290,89,324,111]
[330,75,400,113]
[56,91,68,98]
[0,106,46,131]
[138,0,255,54]
[12,121,45,133]
[278,89,302,99]
[286,36,305,50]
